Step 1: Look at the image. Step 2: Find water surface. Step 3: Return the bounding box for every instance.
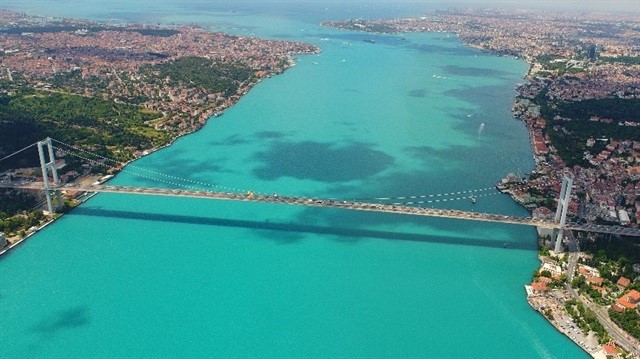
[0,2,586,357]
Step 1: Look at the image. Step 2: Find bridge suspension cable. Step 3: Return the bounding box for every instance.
[52,138,504,204]
[53,145,218,191]
[388,191,501,206]
[356,187,497,202]
[52,138,506,207]
[0,143,37,163]
[347,187,502,206]
[51,139,252,194]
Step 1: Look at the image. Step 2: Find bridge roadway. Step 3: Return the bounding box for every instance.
[4,183,640,236]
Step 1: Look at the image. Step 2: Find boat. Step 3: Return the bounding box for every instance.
[470,195,477,204]
[363,39,376,44]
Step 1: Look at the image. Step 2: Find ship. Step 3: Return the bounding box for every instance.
[470,195,477,204]
[363,39,376,44]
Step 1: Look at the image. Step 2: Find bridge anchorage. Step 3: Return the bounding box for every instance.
[1,137,640,240]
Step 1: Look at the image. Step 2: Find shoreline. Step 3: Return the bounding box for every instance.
[526,289,605,358]
[318,21,635,358]
[0,25,314,256]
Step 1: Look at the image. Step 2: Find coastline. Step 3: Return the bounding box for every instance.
[317,21,627,359]
[527,289,606,358]
[0,16,316,256]
[0,7,616,358]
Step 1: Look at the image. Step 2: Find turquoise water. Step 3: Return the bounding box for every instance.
[0,2,587,357]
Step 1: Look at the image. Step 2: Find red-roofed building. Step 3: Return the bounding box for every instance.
[611,302,625,313]
[531,282,548,292]
[617,297,637,310]
[538,276,553,284]
[603,342,617,356]
[616,276,631,289]
[587,276,604,286]
[627,289,640,303]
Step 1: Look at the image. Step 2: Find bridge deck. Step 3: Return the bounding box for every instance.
[3,183,640,236]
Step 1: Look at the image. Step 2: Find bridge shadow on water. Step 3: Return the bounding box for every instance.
[72,207,534,251]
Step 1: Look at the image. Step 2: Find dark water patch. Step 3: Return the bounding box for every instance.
[32,306,90,335]
[404,144,523,181]
[445,84,515,113]
[208,134,250,147]
[124,157,234,190]
[441,65,512,79]
[291,202,533,250]
[161,157,231,176]
[405,145,466,166]
[408,88,428,98]
[254,220,307,243]
[312,32,408,46]
[271,34,300,40]
[333,120,356,126]
[252,141,394,183]
[408,43,478,56]
[71,207,532,250]
[303,156,531,238]
[254,131,288,140]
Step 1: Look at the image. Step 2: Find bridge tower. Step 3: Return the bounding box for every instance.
[37,138,63,213]
[553,174,573,253]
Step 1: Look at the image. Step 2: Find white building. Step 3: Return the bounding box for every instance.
[618,210,630,226]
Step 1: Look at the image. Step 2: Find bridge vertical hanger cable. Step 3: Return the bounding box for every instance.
[51,139,251,193]
[52,138,504,203]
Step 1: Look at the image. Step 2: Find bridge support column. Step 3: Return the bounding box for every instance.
[37,138,62,213]
[553,175,573,253]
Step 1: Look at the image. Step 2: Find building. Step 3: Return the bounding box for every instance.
[603,342,617,356]
[531,281,548,293]
[617,277,631,290]
[587,275,604,286]
[618,210,630,226]
[627,290,640,303]
[616,290,640,311]
[0,232,6,248]
[611,302,626,313]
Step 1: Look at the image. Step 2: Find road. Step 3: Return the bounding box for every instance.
[566,254,640,356]
[1,182,562,228]
[3,182,640,236]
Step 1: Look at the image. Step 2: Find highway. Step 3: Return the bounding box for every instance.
[3,182,640,236]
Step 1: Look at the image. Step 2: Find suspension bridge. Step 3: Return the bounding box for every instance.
[2,138,640,246]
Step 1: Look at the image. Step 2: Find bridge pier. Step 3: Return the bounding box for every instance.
[37,138,63,213]
[553,175,573,253]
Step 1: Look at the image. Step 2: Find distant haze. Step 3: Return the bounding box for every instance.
[437,0,638,12]
[258,0,639,13]
[1,0,637,19]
